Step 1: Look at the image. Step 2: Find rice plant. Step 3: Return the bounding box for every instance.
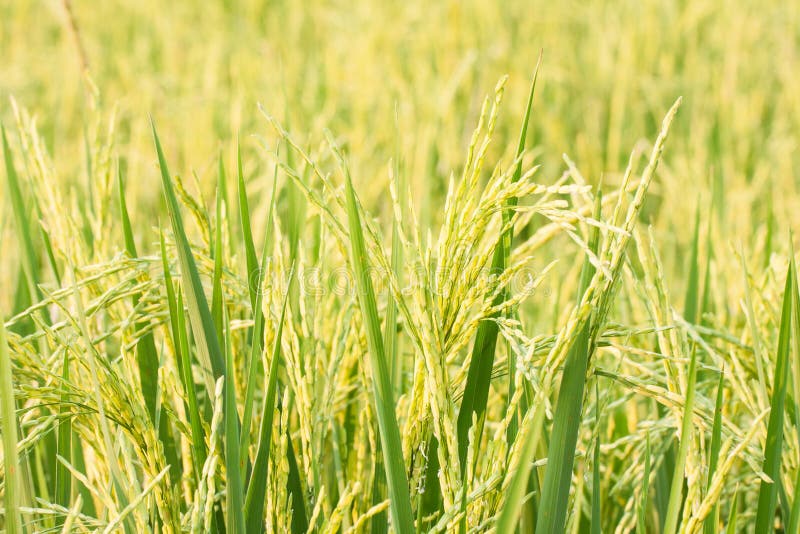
[2,1,800,532]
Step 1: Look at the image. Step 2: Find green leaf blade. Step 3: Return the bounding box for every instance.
[457,61,541,473]
[663,344,699,534]
[535,197,600,534]
[151,120,226,383]
[344,168,414,534]
[754,258,795,532]
[1,317,24,534]
[244,267,294,533]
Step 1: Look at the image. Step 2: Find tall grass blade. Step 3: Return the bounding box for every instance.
[244,266,294,533]
[1,317,24,534]
[789,275,800,534]
[160,232,206,477]
[285,425,308,534]
[211,156,226,345]
[385,166,403,398]
[237,141,259,308]
[153,121,237,532]
[457,60,541,470]
[504,56,542,439]
[724,488,738,534]
[343,162,414,534]
[119,166,137,256]
[663,344,698,534]
[494,399,546,532]
[224,314,246,534]
[240,158,279,471]
[260,145,307,533]
[151,120,226,383]
[684,203,701,324]
[2,125,42,303]
[40,226,61,287]
[535,195,600,534]
[119,167,179,483]
[373,156,404,534]
[703,369,724,534]
[754,257,795,532]
[11,266,34,337]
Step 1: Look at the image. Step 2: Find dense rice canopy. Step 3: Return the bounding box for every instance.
[1,1,799,532]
